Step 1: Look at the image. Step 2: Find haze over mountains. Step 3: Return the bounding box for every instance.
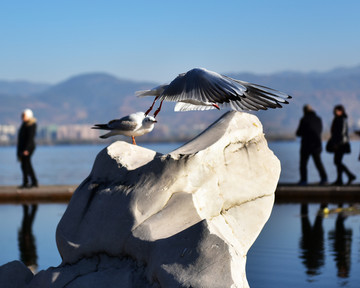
[1,65,360,140]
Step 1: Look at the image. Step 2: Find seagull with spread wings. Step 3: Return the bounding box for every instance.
[136,67,292,117]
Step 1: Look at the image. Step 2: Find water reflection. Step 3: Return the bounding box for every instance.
[299,204,325,276]
[329,212,352,279]
[299,203,355,283]
[18,205,38,274]
[2,202,359,287]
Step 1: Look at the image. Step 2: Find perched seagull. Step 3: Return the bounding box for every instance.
[136,67,292,117]
[92,112,157,145]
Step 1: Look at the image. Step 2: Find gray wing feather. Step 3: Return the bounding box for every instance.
[108,118,139,131]
[92,124,109,130]
[160,68,246,104]
[93,115,139,131]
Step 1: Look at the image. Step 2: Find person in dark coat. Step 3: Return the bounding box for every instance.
[296,104,328,185]
[329,105,356,185]
[17,109,38,188]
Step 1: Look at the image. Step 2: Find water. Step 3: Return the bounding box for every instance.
[270,140,360,184]
[0,204,65,272]
[1,141,360,287]
[247,204,360,288]
[0,143,181,185]
[2,140,359,186]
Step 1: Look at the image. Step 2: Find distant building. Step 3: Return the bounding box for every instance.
[56,124,99,141]
[0,124,16,144]
[0,123,102,145]
[38,125,58,142]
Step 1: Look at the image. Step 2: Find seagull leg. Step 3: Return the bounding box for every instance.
[212,103,220,110]
[131,136,136,145]
[145,96,159,116]
[153,99,164,118]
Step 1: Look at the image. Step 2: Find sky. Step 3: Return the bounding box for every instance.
[1,0,360,84]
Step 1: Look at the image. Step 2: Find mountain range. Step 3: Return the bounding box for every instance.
[1,65,360,140]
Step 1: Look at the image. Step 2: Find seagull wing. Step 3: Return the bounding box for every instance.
[92,115,140,131]
[107,115,140,131]
[160,68,245,104]
[158,68,291,111]
[135,84,168,97]
[228,79,292,111]
[92,123,110,130]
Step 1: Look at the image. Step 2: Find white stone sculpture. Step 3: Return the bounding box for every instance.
[0,111,281,288]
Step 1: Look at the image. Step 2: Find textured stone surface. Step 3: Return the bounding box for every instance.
[0,111,280,287]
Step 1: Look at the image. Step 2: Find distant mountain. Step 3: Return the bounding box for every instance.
[33,73,158,124]
[1,65,360,139]
[0,80,50,95]
[228,65,360,135]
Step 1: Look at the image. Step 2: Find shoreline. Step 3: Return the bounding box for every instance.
[1,134,360,147]
[0,184,359,204]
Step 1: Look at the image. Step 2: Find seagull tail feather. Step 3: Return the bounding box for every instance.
[135,90,156,97]
[91,124,108,130]
[99,131,118,139]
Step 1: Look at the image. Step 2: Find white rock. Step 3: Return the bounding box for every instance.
[0,111,280,288]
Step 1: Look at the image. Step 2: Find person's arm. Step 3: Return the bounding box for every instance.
[23,123,36,155]
[296,119,303,137]
[342,118,349,143]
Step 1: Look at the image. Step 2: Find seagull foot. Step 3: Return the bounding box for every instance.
[212,103,220,110]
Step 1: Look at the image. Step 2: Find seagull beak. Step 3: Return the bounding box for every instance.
[153,120,158,123]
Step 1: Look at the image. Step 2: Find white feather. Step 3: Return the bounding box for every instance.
[174,102,217,112]
[135,84,168,97]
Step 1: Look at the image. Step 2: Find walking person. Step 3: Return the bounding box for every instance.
[326,105,356,185]
[17,109,38,188]
[296,104,328,185]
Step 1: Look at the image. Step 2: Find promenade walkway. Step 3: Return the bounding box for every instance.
[0,185,76,204]
[0,184,359,204]
[276,183,360,203]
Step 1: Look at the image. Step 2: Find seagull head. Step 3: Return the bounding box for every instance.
[143,115,157,125]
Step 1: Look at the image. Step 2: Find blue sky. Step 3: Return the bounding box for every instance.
[1,0,359,83]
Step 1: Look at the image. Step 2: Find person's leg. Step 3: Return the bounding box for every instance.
[28,155,38,187]
[300,150,310,184]
[334,151,344,185]
[20,156,30,187]
[340,161,356,185]
[312,153,328,183]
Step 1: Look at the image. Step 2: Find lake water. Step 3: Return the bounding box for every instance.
[1,141,360,287]
[1,140,360,186]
